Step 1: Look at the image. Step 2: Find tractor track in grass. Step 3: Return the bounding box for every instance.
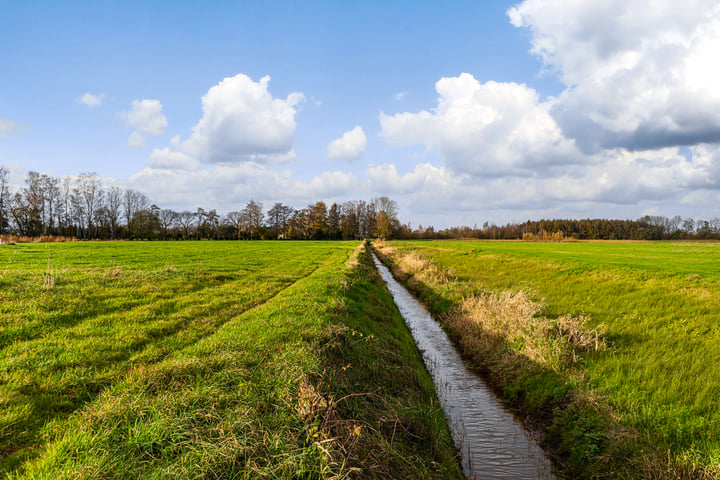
[0,250,338,473]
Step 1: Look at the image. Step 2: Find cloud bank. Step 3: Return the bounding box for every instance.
[508,0,720,153]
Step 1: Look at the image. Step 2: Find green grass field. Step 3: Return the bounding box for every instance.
[0,241,463,479]
[376,240,720,479]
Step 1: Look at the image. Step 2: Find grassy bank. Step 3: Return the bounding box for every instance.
[373,240,720,479]
[0,241,463,478]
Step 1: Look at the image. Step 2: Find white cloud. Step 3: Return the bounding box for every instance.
[508,0,720,152]
[380,73,579,177]
[77,93,105,108]
[362,142,720,225]
[367,162,463,195]
[327,126,367,160]
[126,131,146,149]
[181,74,304,164]
[147,146,200,171]
[0,119,23,137]
[394,91,408,101]
[133,74,307,197]
[122,99,167,136]
[128,161,357,212]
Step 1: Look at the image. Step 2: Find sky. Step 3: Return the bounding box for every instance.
[1,0,720,228]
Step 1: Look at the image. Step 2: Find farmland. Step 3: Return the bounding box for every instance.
[0,241,463,479]
[373,240,720,479]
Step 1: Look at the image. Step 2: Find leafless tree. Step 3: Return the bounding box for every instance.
[176,210,196,240]
[267,202,294,238]
[158,208,178,239]
[105,186,124,238]
[0,166,10,233]
[77,173,104,237]
[123,189,149,228]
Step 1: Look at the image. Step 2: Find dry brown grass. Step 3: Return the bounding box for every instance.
[0,234,77,244]
[446,290,606,369]
[42,268,56,291]
[372,240,605,369]
[373,241,453,287]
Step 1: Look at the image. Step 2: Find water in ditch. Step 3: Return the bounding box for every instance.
[371,253,556,480]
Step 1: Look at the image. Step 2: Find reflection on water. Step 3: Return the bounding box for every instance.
[372,253,555,480]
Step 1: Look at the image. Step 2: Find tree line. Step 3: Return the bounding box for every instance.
[408,216,720,241]
[0,167,402,241]
[3,167,719,242]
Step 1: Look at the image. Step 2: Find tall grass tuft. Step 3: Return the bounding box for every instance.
[448,291,605,369]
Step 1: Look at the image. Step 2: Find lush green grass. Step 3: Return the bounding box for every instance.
[378,240,720,478]
[0,241,463,479]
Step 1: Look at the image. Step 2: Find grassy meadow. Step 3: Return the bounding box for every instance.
[0,241,463,479]
[373,239,720,479]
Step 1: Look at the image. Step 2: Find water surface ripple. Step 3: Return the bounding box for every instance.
[372,253,555,480]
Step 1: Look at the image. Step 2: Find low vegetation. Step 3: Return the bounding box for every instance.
[0,241,463,478]
[373,239,720,479]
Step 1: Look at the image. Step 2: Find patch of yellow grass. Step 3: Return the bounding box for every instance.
[447,290,605,369]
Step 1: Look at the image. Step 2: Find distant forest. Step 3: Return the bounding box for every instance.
[1,167,719,241]
[413,216,720,241]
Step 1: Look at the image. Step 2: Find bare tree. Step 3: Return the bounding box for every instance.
[105,186,124,239]
[195,208,220,239]
[123,189,149,228]
[226,210,247,239]
[158,208,178,239]
[43,175,60,233]
[327,203,341,239]
[176,210,196,240]
[242,200,264,238]
[77,173,104,237]
[70,183,86,236]
[23,171,45,231]
[267,202,294,238]
[0,166,10,233]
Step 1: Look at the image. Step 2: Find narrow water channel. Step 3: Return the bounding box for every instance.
[371,253,556,480]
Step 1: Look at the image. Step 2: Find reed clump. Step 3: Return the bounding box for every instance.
[447,291,606,370]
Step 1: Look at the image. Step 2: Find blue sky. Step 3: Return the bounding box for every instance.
[2,1,720,227]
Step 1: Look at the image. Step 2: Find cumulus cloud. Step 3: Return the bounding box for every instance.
[0,119,23,137]
[129,161,358,212]
[126,131,146,149]
[136,74,304,174]
[77,93,105,107]
[367,163,462,195]
[394,91,408,101]
[508,0,720,152]
[380,73,579,177]
[122,99,167,136]
[363,142,720,224]
[181,74,304,164]
[147,146,200,171]
[328,126,367,160]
